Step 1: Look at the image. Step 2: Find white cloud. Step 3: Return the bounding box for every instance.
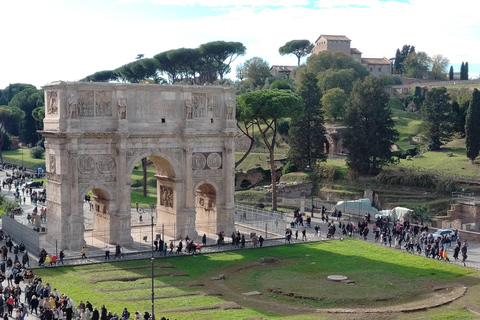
[1,0,479,89]
[121,0,310,7]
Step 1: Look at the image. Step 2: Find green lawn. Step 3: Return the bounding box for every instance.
[1,148,45,170]
[34,239,477,320]
[398,139,480,180]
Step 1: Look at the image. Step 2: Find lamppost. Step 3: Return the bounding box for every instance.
[138,202,156,320]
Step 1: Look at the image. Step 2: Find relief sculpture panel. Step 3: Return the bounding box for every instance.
[95,91,112,117]
[78,91,94,117]
[192,93,206,118]
[160,186,174,208]
[97,155,115,173]
[47,91,58,115]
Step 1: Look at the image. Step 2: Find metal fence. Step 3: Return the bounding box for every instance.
[2,215,43,257]
[235,203,287,238]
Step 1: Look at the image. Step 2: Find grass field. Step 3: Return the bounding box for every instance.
[1,147,45,170]
[34,240,479,320]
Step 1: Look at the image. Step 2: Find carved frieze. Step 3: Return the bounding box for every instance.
[207,94,220,118]
[78,155,96,174]
[46,172,62,183]
[192,153,206,170]
[226,98,235,120]
[47,91,58,115]
[207,153,221,169]
[95,91,112,117]
[78,91,94,117]
[160,185,174,208]
[192,93,206,118]
[49,154,56,174]
[97,155,115,173]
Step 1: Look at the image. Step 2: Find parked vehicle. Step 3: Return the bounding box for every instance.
[432,228,456,241]
[25,181,43,188]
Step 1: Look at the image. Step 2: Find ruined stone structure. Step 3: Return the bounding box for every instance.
[41,82,236,250]
[324,123,347,155]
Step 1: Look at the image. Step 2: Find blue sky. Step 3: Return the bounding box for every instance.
[1,0,479,89]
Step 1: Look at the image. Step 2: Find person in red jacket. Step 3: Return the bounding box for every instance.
[51,255,57,265]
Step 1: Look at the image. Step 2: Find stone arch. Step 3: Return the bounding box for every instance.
[41,82,236,250]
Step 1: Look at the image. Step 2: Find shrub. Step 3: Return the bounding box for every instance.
[316,165,340,181]
[346,169,358,182]
[436,177,459,195]
[278,120,290,135]
[30,146,45,159]
[282,161,297,175]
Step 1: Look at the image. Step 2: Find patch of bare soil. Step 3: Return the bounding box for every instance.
[96,281,204,293]
[78,262,175,274]
[161,302,241,313]
[201,258,469,318]
[89,271,189,284]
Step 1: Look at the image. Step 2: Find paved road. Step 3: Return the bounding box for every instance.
[0,167,479,271]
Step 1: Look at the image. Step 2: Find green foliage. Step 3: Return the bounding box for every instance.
[0,83,36,106]
[376,167,458,194]
[278,39,314,65]
[306,51,369,81]
[80,70,118,82]
[237,57,271,90]
[394,44,415,74]
[321,88,347,120]
[422,87,454,150]
[198,41,246,80]
[377,75,402,86]
[316,165,340,181]
[449,66,454,80]
[237,89,304,210]
[29,146,45,159]
[430,54,449,80]
[411,206,432,224]
[8,87,43,145]
[269,79,292,90]
[114,59,159,83]
[317,68,358,94]
[0,133,12,151]
[435,177,459,194]
[344,76,398,174]
[289,69,326,170]
[277,119,290,135]
[376,167,436,188]
[403,51,430,79]
[465,89,480,163]
[389,97,404,110]
[282,161,297,175]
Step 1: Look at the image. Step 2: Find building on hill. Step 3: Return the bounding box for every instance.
[270,65,296,78]
[361,57,392,77]
[312,34,391,77]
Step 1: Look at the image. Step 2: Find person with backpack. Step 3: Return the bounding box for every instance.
[461,245,468,266]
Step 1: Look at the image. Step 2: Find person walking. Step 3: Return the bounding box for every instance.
[81,247,87,259]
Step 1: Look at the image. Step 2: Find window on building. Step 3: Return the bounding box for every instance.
[378,68,381,72]
[370,68,373,72]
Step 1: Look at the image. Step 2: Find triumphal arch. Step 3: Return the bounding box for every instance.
[41,82,236,250]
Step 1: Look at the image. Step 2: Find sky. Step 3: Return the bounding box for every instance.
[1,0,479,90]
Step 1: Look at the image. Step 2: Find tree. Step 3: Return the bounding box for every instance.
[430,55,449,80]
[81,70,118,82]
[288,69,326,170]
[449,66,454,80]
[460,62,466,80]
[154,50,182,84]
[465,62,469,80]
[8,88,44,145]
[115,59,159,83]
[0,107,13,164]
[403,51,430,79]
[343,76,398,174]
[278,39,314,66]
[237,57,271,90]
[237,89,304,210]
[465,88,480,163]
[321,88,348,120]
[317,68,358,94]
[393,45,415,74]
[199,41,246,79]
[0,84,36,106]
[411,206,433,225]
[307,51,369,80]
[421,87,453,150]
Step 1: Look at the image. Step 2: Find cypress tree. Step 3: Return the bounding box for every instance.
[460,62,465,80]
[449,66,454,80]
[465,62,469,80]
[465,88,480,164]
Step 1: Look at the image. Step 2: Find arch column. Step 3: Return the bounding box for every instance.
[110,137,133,245]
[183,146,196,238]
